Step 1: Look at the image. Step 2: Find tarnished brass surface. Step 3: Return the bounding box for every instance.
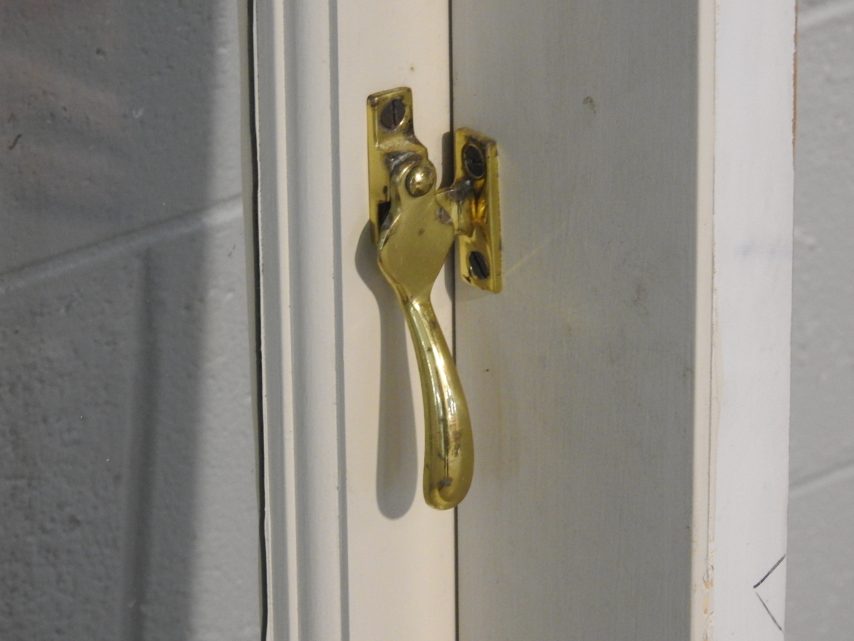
[448,129,502,293]
[367,87,501,509]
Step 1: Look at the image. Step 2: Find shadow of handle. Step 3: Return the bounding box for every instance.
[401,294,473,509]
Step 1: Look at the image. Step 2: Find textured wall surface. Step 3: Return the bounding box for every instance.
[0,3,260,640]
[788,1,854,638]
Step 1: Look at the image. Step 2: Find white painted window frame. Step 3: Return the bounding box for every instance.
[241,0,794,639]
[241,1,456,640]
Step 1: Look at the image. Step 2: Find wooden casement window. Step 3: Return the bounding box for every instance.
[242,1,794,639]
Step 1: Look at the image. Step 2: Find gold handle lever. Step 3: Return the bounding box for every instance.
[367,87,502,509]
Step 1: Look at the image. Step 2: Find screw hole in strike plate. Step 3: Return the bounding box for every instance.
[380,98,406,131]
[468,250,490,280]
[462,142,486,179]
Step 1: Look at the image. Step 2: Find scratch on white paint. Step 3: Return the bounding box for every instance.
[754,555,787,633]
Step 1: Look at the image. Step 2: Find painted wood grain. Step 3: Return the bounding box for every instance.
[452,0,793,639]
[246,1,456,640]
[711,1,794,637]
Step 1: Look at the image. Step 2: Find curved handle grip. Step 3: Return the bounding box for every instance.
[401,294,473,509]
[367,87,500,510]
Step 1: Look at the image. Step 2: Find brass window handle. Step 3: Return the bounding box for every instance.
[367,87,502,509]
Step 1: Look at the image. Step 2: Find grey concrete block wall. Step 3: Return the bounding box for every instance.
[0,2,243,272]
[788,1,854,638]
[0,2,260,640]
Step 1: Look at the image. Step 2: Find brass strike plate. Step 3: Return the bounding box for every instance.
[451,128,502,293]
[367,87,502,293]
